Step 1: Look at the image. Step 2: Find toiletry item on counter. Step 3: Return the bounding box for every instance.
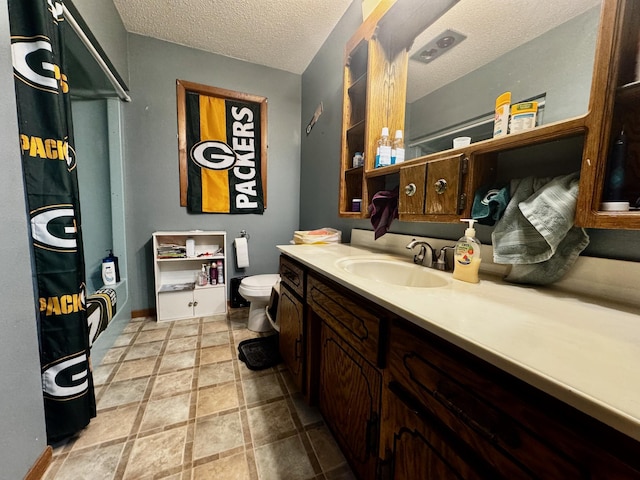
[602,128,627,204]
[352,198,362,212]
[453,136,471,148]
[453,219,481,283]
[509,101,538,133]
[493,91,511,137]
[375,127,392,168]
[352,152,364,168]
[391,130,405,164]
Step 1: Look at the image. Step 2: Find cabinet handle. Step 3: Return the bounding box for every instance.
[294,338,302,359]
[404,183,417,196]
[188,301,193,307]
[193,301,198,307]
[434,178,448,194]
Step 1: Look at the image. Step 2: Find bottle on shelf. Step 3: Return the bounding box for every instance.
[391,129,405,165]
[209,263,217,285]
[603,128,627,203]
[198,264,209,286]
[374,127,391,168]
[216,260,224,284]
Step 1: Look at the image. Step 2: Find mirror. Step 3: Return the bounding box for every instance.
[403,0,602,159]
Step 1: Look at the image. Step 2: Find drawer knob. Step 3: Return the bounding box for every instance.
[434,178,448,194]
[405,183,417,196]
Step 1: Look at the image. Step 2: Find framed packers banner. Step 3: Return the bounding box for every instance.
[177,80,267,213]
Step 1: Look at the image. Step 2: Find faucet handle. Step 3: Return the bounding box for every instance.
[436,245,455,271]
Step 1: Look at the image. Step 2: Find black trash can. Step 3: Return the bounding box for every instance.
[230,276,250,308]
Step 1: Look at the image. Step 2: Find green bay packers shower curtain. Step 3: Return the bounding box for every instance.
[8,0,95,442]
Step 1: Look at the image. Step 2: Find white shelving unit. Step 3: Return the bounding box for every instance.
[152,231,227,322]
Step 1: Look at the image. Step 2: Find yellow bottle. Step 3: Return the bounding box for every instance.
[453,219,481,283]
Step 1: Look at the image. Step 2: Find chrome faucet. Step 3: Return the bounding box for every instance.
[435,246,456,271]
[406,239,436,268]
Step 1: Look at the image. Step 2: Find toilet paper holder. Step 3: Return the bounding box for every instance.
[240,230,250,240]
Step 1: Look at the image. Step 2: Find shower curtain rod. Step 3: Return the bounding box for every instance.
[62,5,132,102]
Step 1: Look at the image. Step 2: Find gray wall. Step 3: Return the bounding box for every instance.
[0,3,49,478]
[300,3,640,260]
[124,34,301,312]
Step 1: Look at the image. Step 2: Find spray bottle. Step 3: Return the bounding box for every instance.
[452,219,481,283]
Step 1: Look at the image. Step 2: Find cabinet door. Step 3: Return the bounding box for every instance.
[425,153,464,215]
[193,286,226,317]
[383,382,500,480]
[278,285,304,390]
[319,322,381,480]
[399,162,427,215]
[157,290,195,321]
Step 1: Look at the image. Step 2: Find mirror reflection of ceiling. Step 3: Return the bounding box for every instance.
[407,0,602,103]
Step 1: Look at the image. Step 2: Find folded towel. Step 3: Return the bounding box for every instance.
[471,183,510,226]
[492,172,589,285]
[368,187,399,240]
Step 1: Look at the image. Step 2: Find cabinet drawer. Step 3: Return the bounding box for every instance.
[307,273,382,366]
[279,255,305,298]
[387,321,584,479]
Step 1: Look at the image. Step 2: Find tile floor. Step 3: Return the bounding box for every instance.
[44,309,356,480]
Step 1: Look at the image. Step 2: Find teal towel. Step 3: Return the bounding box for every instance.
[492,172,589,285]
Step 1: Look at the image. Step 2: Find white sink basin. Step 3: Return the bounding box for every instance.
[335,255,448,288]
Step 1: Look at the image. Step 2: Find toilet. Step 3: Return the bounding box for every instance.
[238,274,281,332]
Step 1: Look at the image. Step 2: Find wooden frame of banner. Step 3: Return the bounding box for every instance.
[176,79,267,208]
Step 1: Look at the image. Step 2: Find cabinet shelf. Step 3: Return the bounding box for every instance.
[156,254,224,262]
[152,231,227,322]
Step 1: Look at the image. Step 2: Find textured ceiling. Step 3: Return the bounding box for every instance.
[112,0,354,74]
[112,0,602,93]
[407,0,602,102]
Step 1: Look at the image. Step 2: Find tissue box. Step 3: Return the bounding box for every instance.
[292,228,342,245]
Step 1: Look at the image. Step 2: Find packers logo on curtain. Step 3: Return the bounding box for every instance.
[185,91,265,214]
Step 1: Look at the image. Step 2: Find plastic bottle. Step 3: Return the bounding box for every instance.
[101,255,117,286]
[198,264,209,286]
[216,260,224,285]
[375,127,391,168]
[603,128,627,201]
[452,219,481,284]
[391,130,405,165]
[209,263,217,285]
[106,249,120,282]
[493,92,511,137]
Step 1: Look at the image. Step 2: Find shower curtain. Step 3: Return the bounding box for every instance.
[8,0,95,442]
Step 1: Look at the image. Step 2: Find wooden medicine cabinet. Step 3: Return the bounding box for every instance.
[339,0,640,230]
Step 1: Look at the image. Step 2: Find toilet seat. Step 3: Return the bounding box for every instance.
[238,274,280,297]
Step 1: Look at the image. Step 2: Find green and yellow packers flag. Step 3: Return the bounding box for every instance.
[8,0,95,442]
[182,84,265,214]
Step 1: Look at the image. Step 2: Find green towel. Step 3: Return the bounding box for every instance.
[492,172,589,285]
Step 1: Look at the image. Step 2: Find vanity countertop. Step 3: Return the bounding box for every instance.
[277,240,640,442]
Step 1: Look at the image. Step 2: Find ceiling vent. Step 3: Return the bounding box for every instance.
[411,29,467,65]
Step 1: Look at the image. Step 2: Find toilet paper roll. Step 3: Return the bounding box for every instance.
[234,237,250,268]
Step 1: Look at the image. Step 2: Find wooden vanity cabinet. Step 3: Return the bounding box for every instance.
[381,318,640,479]
[307,272,387,480]
[277,256,306,393]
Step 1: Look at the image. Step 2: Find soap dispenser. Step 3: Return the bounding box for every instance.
[453,219,481,283]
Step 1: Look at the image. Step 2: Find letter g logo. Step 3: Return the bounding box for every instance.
[42,352,89,399]
[31,205,78,252]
